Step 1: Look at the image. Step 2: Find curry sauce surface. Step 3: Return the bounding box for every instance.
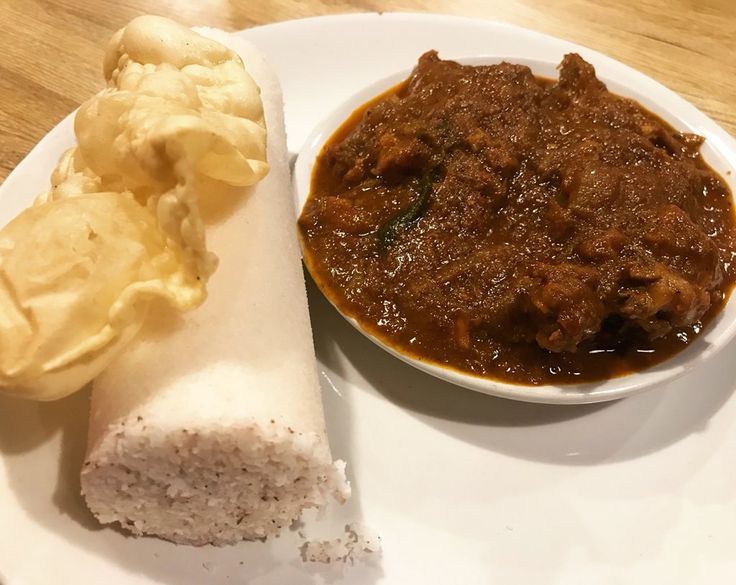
[299,52,736,385]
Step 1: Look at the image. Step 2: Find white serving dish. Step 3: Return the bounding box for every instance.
[3,13,736,585]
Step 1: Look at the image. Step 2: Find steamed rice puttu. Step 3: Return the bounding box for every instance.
[81,22,349,546]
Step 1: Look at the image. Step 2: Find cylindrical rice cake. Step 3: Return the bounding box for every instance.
[80,28,349,546]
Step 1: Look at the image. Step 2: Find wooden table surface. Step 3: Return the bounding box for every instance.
[1,0,734,182]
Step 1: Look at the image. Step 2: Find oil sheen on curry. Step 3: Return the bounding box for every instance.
[298,52,736,385]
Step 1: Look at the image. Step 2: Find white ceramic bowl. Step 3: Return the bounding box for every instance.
[293,56,736,404]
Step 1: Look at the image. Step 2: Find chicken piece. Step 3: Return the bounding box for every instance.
[621,260,711,338]
[527,263,603,352]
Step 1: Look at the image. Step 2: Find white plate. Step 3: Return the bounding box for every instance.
[2,12,736,585]
[292,56,736,405]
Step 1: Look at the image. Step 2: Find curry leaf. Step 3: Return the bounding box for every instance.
[377,168,440,249]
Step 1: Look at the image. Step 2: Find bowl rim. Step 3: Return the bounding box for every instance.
[293,55,736,404]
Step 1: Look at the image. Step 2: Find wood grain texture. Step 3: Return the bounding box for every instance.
[0,0,734,181]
